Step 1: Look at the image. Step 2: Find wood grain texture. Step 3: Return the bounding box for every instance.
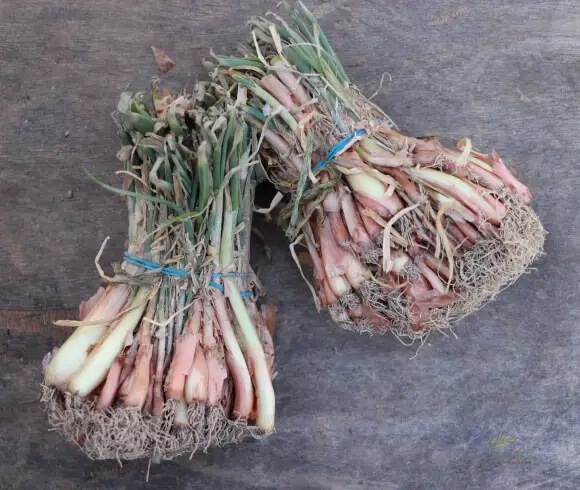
[2,0,580,488]
[0,309,74,339]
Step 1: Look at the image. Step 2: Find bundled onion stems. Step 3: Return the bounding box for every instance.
[203,1,545,341]
[42,85,276,461]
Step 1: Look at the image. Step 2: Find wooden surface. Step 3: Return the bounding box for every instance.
[2,0,580,489]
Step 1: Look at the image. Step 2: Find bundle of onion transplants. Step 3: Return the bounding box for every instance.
[203,1,545,340]
[42,85,276,461]
[42,1,546,463]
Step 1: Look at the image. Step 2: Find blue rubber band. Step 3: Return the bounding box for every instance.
[123,252,253,296]
[312,128,366,172]
[209,280,225,292]
[123,254,189,278]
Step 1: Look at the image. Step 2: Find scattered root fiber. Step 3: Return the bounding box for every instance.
[442,193,546,323]
[353,319,380,335]
[362,248,381,265]
[41,385,266,462]
[359,280,413,337]
[340,291,360,310]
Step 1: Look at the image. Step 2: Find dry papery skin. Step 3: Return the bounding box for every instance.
[42,385,266,462]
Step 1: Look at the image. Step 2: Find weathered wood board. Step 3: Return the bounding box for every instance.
[1,0,580,488]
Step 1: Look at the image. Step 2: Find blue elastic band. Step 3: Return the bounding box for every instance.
[123,252,253,296]
[312,128,366,172]
[123,254,189,278]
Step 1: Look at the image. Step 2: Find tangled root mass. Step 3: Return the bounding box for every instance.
[445,193,545,322]
[41,386,266,462]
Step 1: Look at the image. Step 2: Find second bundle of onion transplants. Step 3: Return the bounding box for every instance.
[203,1,545,341]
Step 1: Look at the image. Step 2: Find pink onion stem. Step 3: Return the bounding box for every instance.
[184,344,209,404]
[455,220,481,244]
[97,357,123,409]
[213,294,254,419]
[260,74,303,118]
[424,254,451,281]
[204,310,228,406]
[272,59,311,107]
[410,167,505,224]
[417,260,446,294]
[152,331,166,416]
[340,188,373,249]
[166,315,200,400]
[491,150,531,204]
[384,168,422,202]
[354,193,391,218]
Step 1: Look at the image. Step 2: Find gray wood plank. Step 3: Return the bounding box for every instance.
[1,1,580,489]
